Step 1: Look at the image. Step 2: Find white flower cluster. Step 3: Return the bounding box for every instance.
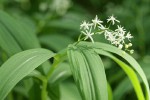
[80,15,134,54]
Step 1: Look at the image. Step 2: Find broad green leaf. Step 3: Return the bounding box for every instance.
[67,45,108,100]
[0,22,22,56]
[0,10,40,50]
[96,49,145,100]
[78,42,150,100]
[0,48,55,100]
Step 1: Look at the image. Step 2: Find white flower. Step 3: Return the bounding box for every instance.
[115,25,126,34]
[130,49,134,54]
[118,33,126,44]
[128,43,132,47]
[118,44,123,49]
[81,27,94,43]
[125,44,129,48]
[92,15,103,29]
[104,30,112,38]
[79,14,134,54]
[107,15,120,25]
[96,25,107,34]
[126,32,133,41]
[80,21,90,30]
[98,25,107,30]
[105,32,116,44]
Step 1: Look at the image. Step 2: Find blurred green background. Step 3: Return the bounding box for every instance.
[0,0,150,100]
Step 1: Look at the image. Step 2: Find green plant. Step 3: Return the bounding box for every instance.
[0,7,150,100]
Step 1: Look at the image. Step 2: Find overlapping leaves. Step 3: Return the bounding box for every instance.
[67,45,108,100]
[0,49,55,100]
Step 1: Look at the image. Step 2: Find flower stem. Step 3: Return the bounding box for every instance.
[41,79,48,100]
[46,50,67,80]
[75,36,86,46]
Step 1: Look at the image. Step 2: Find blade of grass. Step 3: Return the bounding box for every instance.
[95,49,145,100]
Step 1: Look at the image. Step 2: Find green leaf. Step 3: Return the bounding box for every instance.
[78,42,150,100]
[96,49,145,100]
[0,48,55,100]
[107,83,113,100]
[0,22,22,56]
[0,10,40,51]
[114,58,150,100]
[114,77,132,100]
[60,79,82,100]
[67,45,108,100]
[49,62,72,86]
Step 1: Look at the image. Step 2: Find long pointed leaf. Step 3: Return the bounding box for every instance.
[67,45,108,100]
[96,49,145,100]
[78,42,150,100]
[0,48,55,100]
[0,23,22,56]
[0,11,40,50]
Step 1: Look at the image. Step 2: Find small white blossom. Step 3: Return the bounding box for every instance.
[81,27,94,43]
[104,30,112,38]
[118,33,126,44]
[128,43,132,47]
[130,49,134,54]
[107,15,120,25]
[115,25,126,34]
[125,44,129,48]
[80,21,90,30]
[126,32,133,41]
[118,44,123,49]
[79,14,134,54]
[92,15,103,29]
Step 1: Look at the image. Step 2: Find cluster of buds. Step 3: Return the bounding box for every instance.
[79,15,134,54]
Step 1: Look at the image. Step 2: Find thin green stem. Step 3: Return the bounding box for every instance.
[78,33,83,41]
[32,75,48,100]
[74,36,86,46]
[7,92,14,100]
[46,60,60,80]
[46,50,67,80]
[41,79,48,100]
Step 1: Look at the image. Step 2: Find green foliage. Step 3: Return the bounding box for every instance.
[0,0,150,100]
[0,49,55,100]
[67,45,107,100]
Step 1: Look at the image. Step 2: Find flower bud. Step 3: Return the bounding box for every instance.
[130,50,134,54]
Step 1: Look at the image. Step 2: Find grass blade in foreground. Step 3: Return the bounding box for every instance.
[67,45,108,100]
[78,42,150,100]
[96,49,145,100]
[0,48,55,100]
